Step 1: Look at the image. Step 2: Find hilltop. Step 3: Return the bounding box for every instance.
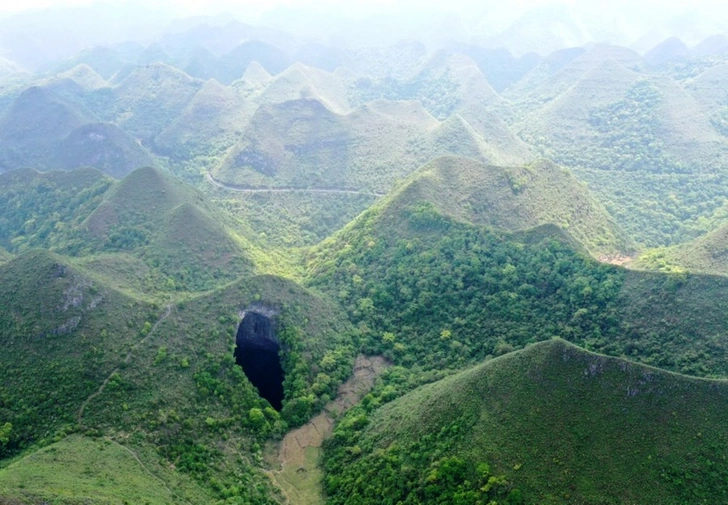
[374,156,632,257]
[0,86,93,171]
[0,247,358,503]
[325,339,728,504]
[214,98,531,193]
[0,166,283,297]
[0,250,154,453]
[307,160,727,377]
[634,222,728,276]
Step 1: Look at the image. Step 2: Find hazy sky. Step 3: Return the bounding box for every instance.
[1,0,725,18]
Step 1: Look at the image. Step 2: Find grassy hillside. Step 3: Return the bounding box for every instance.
[633,222,728,276]
[0,86,94,171]
[306,169,727,377]
[348,52,502,120]
[255,63,351,114]
[0,435,213,504]
[324,339,728,505]
[155,79,254,160]
[572,168,728,247]
[0,166,286,297]
[111,63,202,143]
[353,156,632,257]
[83,166,272,293]
[0,167,113,253]
[209,187,379,248]
[0,250,153,456]
[59,122,156,178]
[214,98,530,193]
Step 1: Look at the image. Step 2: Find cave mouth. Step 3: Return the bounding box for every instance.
[234,311,285,411]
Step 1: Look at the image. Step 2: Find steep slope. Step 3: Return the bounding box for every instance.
[53,63,108,90]
[520,71,727,173]
[155,78,254,159]
[506,44,642,106]
[349,52,502,120]
[686,62,728,111]
[213,98,435,191]
[324,339,728,505]
[58,122,156,178]
[254,62,351,114]
[307,161,727,377]
[0,167,113,253]
[111,62,203,143]
[644,36,691,66]
[84,166,259,292]
[0,435,213,504]
[381,156,632,256]
[216,40,293,83]
[0,86,94,171]
[0,250,153,454]
[0,246,11,263]
[636,222,728,276]
[214,98,531,193]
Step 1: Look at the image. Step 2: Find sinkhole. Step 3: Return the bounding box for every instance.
[234,311,285,411]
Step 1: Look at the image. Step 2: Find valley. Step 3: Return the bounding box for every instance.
[0,3,728,505]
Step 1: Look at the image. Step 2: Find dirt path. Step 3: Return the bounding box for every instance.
[266,355,388,505]
[108,438,193,505]
[205,172,384,197]
[77,305,173,426]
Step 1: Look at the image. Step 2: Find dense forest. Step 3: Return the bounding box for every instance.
[1,3,728,505]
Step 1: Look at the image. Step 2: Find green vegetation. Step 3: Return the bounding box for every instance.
[4,34,728,505]
[573,168,728,247]
[306,172,728,377]
[324,340,728,505]
[0,250,152,456]
[0,435,214,504]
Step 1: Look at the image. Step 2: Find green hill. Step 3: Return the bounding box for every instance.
[360,156,632,257]
[255,62,351,114]
[635,222,728,275]
[216,40,293,84]
[306,163,726,377]
[0,166,113,253]
[0,435,213,504]
[214,97,531,193]
[83,166,264,292]
[155,78,254,160]
[48,45,135,80]
[0,250,153,454]
[324,339,728,505]
[0,86,94,171]
[0,166,278,296]
[506,44,643,109]
[0,246,11,263]
[111,63,202,143]
[54,63,108,90]
[58,122,155,178]
[348,52,502,120]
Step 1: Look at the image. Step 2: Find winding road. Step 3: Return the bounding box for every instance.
[205,172,385,198]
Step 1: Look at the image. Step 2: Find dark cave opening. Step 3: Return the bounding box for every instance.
[234,311,285,411]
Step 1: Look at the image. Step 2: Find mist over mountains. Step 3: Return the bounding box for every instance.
[1,2,728,505]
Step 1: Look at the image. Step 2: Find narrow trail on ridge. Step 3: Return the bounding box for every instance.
[205,172,385,197]
[77,305,173,426]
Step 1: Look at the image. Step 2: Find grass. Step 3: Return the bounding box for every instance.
[324,339,728,504]
[0,435,213,504]
[378,155,634,257]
